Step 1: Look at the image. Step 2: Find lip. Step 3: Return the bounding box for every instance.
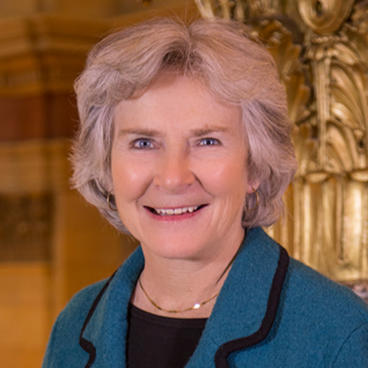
[143,204,208,222]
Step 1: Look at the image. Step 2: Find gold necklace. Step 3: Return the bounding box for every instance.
[138,278,219,313]
[138,245,241,314]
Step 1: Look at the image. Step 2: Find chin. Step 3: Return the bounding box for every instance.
[141,236,211,261]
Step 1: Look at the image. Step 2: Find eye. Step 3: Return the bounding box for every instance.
[198,137,220,146]
[131,138,155,150]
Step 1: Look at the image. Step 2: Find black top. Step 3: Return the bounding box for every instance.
[126,303,207,368]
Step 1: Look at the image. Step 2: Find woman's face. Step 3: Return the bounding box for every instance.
[111,74,252,262]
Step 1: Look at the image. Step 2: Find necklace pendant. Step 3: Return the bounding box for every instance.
[193,303,201,309]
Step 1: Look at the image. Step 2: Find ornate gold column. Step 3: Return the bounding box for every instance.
[195,0,368,292]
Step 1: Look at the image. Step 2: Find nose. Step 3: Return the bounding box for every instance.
[153,148,195,193]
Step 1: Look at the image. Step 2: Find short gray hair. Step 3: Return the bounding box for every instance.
[71,17,297,232]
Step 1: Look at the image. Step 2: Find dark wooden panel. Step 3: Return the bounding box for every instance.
[0,193,53,261]
[0,93,78,141]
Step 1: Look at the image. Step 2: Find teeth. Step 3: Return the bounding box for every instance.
[154,206,199,216]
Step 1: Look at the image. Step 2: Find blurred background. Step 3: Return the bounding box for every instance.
[0,1,367,367]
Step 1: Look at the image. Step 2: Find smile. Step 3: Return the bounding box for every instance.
[145,205,207,216]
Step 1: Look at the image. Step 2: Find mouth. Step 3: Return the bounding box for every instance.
[144,204,208,217]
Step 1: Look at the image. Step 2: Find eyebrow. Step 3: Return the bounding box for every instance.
[190,127,229,136]
[117,128,161,137]
[117,126,229,137]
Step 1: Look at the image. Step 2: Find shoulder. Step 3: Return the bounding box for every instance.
[279,256,368,364]
[59,279,109,326]
[42,279,109,367]
[286,257,368,322]
[250,228,368,321]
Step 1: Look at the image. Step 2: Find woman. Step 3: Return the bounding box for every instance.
[43,18,368,367]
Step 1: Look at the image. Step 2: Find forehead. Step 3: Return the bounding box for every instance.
[114,74,243,133]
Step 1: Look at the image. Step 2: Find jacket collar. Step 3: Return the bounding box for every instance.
[79,227,289,368]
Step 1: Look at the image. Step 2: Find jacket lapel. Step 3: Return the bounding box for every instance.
[186,227,289,367]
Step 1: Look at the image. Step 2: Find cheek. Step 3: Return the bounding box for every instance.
[205,157,248,197]
[111,158,151,201]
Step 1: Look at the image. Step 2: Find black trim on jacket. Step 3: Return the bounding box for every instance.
[79,272,116,368]
[214,246,290,367]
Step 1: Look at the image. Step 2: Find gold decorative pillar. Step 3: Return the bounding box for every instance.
[195,0,368,290]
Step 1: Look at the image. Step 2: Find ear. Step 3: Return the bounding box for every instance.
[246,180,260,194]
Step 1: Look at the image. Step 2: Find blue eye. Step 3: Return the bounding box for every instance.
[131,138,155,150]
[199,137,220,146]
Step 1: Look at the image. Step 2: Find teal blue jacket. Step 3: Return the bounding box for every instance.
[43,228,368,367]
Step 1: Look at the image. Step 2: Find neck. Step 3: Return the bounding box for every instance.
[131,228,245,318]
